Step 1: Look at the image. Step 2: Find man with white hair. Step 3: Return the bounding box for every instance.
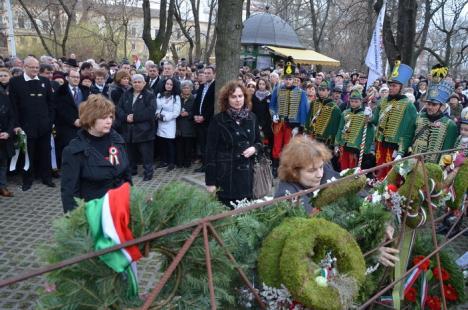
[269,72,279,90]
[9,56,55,191]
[116,74,156,181]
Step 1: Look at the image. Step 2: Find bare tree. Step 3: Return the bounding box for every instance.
[142,0,175,62]
[308,0,332,53]
[203,0,218,64]
[214,0,243,113]
[16,0,78,56]
[374,0,419,68]
[422,0,468,69]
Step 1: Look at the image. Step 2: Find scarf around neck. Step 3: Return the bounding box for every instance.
[227,106,249,123]
[255,90,270,101]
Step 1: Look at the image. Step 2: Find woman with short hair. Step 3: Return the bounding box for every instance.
[176,80,196,167]
[60,95,131,213]
[275,136,337,214]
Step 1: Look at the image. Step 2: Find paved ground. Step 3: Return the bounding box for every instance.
[0,167,466,309]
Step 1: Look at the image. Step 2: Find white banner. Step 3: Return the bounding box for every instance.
[365,1,386,89]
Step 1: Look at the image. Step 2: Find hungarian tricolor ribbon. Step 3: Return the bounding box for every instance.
[108,146,120,165]
[420,271,428,309]
[85,182,142,297]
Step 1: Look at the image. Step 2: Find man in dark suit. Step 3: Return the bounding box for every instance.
[193,66,215,172]
[144,64,160,95]
[9,56,55,191]
[155,61,180,95]
[54,68,90,161]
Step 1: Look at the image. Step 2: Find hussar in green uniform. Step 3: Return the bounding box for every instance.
[305,80,342,148]
[411,81,458,163]
[373,61,417,179]
[335,90,375,170]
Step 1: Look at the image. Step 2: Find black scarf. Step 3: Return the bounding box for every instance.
[227,107,249,123]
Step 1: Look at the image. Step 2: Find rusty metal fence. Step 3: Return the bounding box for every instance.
[0,148,466,310]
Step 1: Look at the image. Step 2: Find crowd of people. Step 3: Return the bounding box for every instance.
[0,54,467,223]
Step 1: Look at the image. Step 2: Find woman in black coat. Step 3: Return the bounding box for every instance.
[0,68,15,197]
[176,80,196,167]
[61,95,131,213]
[116,74,156,180]
[110,70,131,133]
[250,78,273,152]
[205,81,262,207]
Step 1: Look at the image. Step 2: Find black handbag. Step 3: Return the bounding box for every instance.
[252,149,273,199]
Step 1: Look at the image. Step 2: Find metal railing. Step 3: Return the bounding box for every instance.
[0,148,466,310]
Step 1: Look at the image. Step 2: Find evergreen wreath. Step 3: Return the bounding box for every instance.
[37,181,308,309]
[258,218,366,310]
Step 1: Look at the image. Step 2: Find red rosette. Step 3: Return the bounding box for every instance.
[443,284,458,302]
[404,286,417,303]
[425,295,441,310]
[387,184,398,192]
[433,267,450,282]
[413,255,431,271]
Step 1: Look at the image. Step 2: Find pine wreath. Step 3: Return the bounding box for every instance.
[37,181,308,309]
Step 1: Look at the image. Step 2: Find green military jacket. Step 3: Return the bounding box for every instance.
[411,112,458,163]
[336,107,375,154]
[305,97,342,146]
[373,94,417,155]
[454,136,468,157]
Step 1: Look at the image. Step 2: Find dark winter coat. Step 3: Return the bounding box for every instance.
[90,83,109,98]
[110,84,126,105]
[251,92,273,142]
[61,129,131,213]
[176,95,196,137]
[145,76,160,95]
[54,83,90,149]
[0,84,15,160]
[110,84,128,132]
[205,111,262,200]
[116,88,156,143]
[9,75,54,138]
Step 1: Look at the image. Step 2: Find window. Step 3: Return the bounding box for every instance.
[131,42,136,50]
[18,16,25,28]
[131,26,136,37]
[42,20,49,31]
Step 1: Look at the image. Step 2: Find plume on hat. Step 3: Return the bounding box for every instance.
[431,64,448,78]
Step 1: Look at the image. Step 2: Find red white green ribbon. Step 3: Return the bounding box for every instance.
[85,182,142,296]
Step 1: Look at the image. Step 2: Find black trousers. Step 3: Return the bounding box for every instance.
[195,124,208,165]
[127,140,154,177]
[24,133,52,185]
[159,137,176,165]
[176,136,195,166]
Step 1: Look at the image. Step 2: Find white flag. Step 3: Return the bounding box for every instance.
[365,1,386,89]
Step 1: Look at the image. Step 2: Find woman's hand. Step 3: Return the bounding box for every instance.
[377,223,399,267]
[242,146,256,158]
[378,246,399,267]
[206,185,216,193]
[0,132,9,140]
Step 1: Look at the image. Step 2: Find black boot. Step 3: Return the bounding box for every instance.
[272,159,279,178]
